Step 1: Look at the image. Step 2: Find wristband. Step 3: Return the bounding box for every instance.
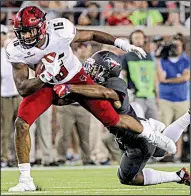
[114,38,131,51]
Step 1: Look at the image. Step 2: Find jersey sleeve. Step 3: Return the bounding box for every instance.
[104,77,128,97]
[183,56,190,70]
[6,40,26,64]
[49,18,76,44]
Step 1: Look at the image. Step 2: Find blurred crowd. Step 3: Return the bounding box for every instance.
[1,1,190,27]
[1,1,190,168]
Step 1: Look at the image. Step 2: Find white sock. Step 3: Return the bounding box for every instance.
[163,112,190,142]
[142,168,181,185]
[18,163,31,178]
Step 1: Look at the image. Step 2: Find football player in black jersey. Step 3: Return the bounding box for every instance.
[55,50,190,186]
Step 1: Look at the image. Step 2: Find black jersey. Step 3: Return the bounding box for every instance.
[103,77,144,149]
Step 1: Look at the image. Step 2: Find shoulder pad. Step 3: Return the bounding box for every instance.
[104,77,127,96]
[48,18,76,43]
[6,39,25,64]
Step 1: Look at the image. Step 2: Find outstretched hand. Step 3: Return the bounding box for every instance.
[114,38,147,59]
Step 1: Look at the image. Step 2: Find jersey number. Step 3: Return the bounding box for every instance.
[54,60,69,82]
[53,52,68,83]
[53,22,64,30]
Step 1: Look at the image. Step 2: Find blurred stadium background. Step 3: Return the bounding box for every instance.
[1,0,190,194]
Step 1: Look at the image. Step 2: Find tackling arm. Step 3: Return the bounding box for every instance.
[12,62,45,97]
[70,84,120,101]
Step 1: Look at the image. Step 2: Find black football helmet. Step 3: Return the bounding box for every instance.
[84,50,122,84]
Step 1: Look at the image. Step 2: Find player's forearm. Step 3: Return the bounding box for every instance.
[17,78,45,97]
[163,76,189,84]
[74,30,116,45]
[70,84,120,101]
[115,114,143,133]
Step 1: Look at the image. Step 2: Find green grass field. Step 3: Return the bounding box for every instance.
[1,164,190,195]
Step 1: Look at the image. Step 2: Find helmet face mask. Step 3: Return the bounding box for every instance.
[84,51,122,84]
[84,58,109,84]
[13,6,46,49]
[14,27,39,48]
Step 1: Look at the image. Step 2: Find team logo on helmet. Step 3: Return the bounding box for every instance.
[103,57,120,70]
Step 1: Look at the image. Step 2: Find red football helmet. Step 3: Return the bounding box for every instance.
[13,6,46,49]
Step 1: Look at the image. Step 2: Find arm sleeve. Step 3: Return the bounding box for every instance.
[104,77,128,98]
[6,41,26,64]
[184,58,190,69]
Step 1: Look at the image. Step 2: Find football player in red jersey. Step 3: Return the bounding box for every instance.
[6,6,174,191]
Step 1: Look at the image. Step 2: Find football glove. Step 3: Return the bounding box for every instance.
[53,84,72,98]
[114,38,147,59]
[39,54,61,83]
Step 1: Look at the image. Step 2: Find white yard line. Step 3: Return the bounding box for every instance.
[1,187,188,195]
[1,163,190,172]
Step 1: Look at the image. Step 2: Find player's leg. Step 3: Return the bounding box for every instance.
[68,69,176,154]
[142,167,190,186]
[152,110,190,161]
[163,110,190,143]
[29,121,37,164]
[117,141,155,185]
[9,86,54,192]
[126,142,190,186]
[117,141,189,186]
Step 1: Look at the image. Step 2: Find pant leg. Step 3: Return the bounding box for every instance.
[158,99,174,126]
[89,115,109,163]
[145,98,158,120]
[1,97,14,161]
[174,101,189,120]
[135,98,147,117]
[118,141,156,184]
[65,68,120,127]
[71,126,80,154]
[75,106,91,163]
[18,86,54,126]
[55,105,76,161]
[130,102,145,118]
[102,129,121,163]
[38,106,54,164]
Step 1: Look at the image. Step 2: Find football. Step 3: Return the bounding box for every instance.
[35,52,57,77]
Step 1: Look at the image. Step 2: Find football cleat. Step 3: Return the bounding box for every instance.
[147,130,176,154]
[8,177,36,192]
[140,120,176,154]
[177,167,190,186]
